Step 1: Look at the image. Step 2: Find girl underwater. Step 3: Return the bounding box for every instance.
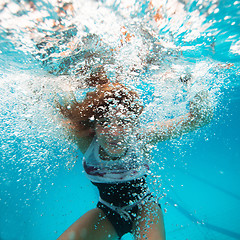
[55,69,213,240]
[11,1,212,239]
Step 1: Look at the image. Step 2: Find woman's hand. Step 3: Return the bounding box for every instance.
[189,90,213,127]
[143,90,214,144]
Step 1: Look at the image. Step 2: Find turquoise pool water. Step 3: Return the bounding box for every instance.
[0,0,240,239]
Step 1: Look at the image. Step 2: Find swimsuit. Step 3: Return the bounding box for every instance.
[83,136,149,183]
[83,137,159,238]
[93,177,159,238]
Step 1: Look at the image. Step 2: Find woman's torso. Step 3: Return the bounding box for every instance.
[83,136,149,183]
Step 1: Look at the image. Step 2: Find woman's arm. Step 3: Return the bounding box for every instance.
[143,90,213,144]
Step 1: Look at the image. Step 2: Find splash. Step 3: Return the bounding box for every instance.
[0,0,238,191]
[0,0,238,205]
[0,1,240,239]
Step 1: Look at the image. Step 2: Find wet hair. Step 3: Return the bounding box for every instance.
[59,82,143,134]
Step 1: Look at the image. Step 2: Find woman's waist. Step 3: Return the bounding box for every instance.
[92,175,149,207]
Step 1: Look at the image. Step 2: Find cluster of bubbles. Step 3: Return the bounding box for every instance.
[0,0,240,238]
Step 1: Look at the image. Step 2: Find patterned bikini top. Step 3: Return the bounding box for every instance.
[83,137,149,183]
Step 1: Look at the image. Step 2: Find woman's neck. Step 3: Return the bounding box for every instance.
[99,146,127,161]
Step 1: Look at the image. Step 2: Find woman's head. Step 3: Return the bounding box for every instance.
[59,82,143,156]
[90,83,143,156]
[90,82,142,120]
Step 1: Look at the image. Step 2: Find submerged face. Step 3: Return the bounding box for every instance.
[95,107,138,158]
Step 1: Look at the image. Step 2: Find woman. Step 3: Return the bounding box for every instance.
[56,71,213,240]
[2,1,211,239]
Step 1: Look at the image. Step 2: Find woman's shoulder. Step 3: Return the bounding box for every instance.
[76,135,95,154]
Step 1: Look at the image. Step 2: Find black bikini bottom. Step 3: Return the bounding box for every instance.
[92,176,161,238]
[97,200,138,238]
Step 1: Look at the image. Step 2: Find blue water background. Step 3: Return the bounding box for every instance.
[0,0,240,239]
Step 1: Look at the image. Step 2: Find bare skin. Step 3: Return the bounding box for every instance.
[133,202,165,240]
[57,208,118,240]
[57,202,165,240]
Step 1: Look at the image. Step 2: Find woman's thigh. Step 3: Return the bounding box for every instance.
[57,208,119,240]
[133,202,166,240]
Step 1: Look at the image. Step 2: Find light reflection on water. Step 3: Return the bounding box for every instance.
[0,0,240,239]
